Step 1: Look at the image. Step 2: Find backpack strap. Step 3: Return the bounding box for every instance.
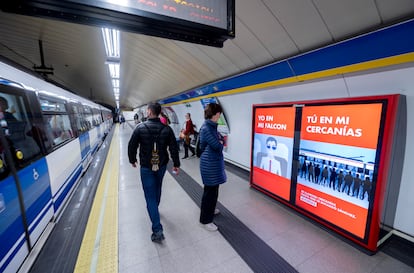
[143,123,166,171]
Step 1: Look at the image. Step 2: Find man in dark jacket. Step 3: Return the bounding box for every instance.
[128,102,180,243]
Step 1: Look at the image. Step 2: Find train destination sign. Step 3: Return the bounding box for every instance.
[0,0,235,47]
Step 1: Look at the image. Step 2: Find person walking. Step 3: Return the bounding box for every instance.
[199,103,226,231]
[128,102,180,243]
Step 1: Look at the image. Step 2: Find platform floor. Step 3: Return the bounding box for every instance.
[29,123,414,273]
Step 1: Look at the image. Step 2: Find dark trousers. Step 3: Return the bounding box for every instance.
[183,141,195,157]
[200,185,219,224]
[140,165,167,233]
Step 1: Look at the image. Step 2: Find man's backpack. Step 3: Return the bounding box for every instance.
[143,123,166,171]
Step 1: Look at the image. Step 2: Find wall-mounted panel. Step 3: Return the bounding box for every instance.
[250,94,405,252]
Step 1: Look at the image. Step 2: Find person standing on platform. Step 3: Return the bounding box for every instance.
[199,103,226,232]
[337,170,344,192]
[343,171,354,195]
[181,112,196,159]
[128,102,180,243]
[314,164,321,184]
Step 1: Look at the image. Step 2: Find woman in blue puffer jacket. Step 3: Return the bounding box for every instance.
[199,103,226,231]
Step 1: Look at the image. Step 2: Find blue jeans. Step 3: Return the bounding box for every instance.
[140,165,167,233]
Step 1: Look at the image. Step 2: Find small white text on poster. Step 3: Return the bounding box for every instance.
[299,189,356,219]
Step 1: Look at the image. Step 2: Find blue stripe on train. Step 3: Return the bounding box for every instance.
[0,175,27,273]
[0,232,26,273]
[17,158,52,226]
[53,164,82,212]
[79,132,91,159]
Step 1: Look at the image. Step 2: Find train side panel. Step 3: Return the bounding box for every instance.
[88,127,99,155]
[46,139,82,215]
[16,157,53,247]
[0,176,29,273]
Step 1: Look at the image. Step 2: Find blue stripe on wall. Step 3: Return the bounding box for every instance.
[289,20,414,75]
[159,19,414,105]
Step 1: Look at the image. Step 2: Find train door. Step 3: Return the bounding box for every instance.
[0,85,53,273]
[92,108,102,141]
[69,103,91,171]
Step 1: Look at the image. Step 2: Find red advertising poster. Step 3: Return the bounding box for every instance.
[295,103,383,238]
[251,107,296,201]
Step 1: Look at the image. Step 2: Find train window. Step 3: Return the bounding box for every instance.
[83,106,93,129]
[39,99,66,112]
[92,109,102,126]
[68,104,85,134]
[39,97,74,146]
[0,92,42,168]
[46,114,73,145]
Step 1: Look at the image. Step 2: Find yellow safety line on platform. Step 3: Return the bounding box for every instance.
[74,126,119,273]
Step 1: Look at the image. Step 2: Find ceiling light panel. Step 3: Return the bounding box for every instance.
[102,28,120,59]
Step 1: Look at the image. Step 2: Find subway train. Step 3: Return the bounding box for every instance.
[0,59,113,273]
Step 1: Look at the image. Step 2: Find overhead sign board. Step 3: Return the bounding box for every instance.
[0,0,235,47]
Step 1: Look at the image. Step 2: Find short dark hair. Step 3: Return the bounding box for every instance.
[204,103,222,119]
[266,136,277,145]
[0,97,9,109]
[147,102,161,116]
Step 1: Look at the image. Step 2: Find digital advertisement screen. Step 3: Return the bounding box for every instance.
[251,107,296,201]
[295,103,383,239]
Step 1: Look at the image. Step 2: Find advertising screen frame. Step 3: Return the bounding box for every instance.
[250,106,297,202]
[250,94,403,252]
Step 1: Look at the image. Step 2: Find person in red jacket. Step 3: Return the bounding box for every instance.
[181,112,195,159]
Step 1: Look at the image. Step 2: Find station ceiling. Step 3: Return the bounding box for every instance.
[1,0,413,110]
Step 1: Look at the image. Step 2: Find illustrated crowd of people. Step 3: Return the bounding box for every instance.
[299,158,372,202]
[128,102,226,243]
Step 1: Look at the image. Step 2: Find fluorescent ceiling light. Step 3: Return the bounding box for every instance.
[107,63,120,78]
[102,28,120,59]
[112,79,119,88]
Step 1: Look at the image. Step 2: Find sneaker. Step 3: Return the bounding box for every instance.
[202,222,218,232]
[214,208,220,215]
[182,156,188,159]
[151,231,165,243]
